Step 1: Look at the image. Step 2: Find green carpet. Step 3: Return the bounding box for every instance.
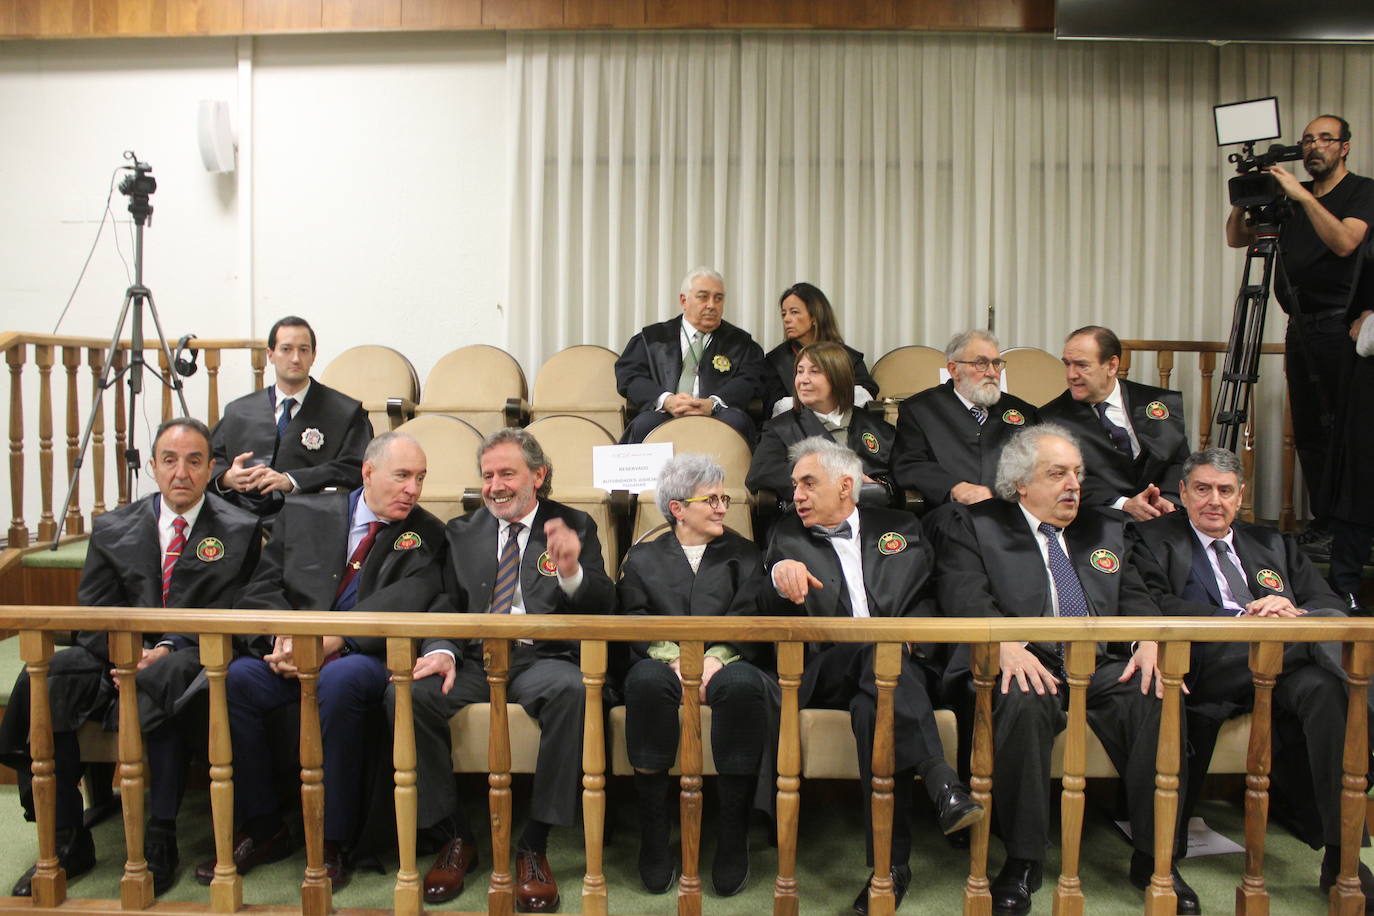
[20,540,87,569]
[0,780,1365,914]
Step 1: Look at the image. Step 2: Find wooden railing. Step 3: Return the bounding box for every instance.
[0,607,1369,916]
[1,333,265,549]
[1120,340,1293,529]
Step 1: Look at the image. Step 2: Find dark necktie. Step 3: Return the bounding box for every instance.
[162,516,187,607]
[276,396,296,441]
[490,522,525,613]
[1211,540,1254,614]
[1093,401,1133,457]
[1038,522,1089,619]
[334,520,384,611]
[809,520,852,540]
[969,405,987,426]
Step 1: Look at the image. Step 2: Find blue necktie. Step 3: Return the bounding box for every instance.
[970,405,987,426]
[1093,402,1133,456]
[1038,522,1089,619]
[276,396,295,441]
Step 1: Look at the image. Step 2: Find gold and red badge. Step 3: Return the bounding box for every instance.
[1256,568,1284,591]
[877,532,907,555]
[196,537,225,562]
[1145,401,1170,420]
[712,354,732,372]
[862,432,880,453]
[1002,409,1026,426]
[537,551,559,576]
[393,531,422,551]
[1089,548,1119,573]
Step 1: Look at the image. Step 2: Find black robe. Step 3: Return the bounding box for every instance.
[746,407,896,503]
[615,317,769,415]
[762,340,879,415]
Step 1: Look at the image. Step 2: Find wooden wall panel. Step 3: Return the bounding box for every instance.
[646,0,727,27]
[166,0,244,32]
[323,0,400,29]
[815,0,893,29]
[482,0,563,28]
[400,0,481,28]
[896,0,974,29]
[244,0,322,31]
[22,0,95,35]
[563,0,644,27]
[977,0,1051,30]
[726,0,810,26]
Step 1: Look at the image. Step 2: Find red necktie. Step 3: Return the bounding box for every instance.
[163,516,187,607]
[335,520,385,603]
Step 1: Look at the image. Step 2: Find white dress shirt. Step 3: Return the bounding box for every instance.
[654,317,727,411]
[1189,523,1248,615]
[773,506,869,618]
[1019,502,1069,619]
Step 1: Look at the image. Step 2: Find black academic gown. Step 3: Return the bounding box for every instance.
[615,317,769,414]
[890,380,1039,506]
[1039,379,1188,509]
[210,378,373,515]
[761,340,879,414]
[746,407,897,504]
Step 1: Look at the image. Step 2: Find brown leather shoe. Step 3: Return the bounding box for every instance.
[194,824,295,885]
[514,848,560,912]
[424,836,479,904]
[323,841,351,892]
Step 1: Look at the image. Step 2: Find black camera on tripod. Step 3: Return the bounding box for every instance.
[118,150,156,226]
[1227,142,1303,210]
[1215,97,1302,222]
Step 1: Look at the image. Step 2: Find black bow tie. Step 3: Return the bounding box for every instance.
[810,521,852,540]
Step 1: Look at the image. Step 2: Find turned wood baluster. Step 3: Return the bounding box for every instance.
[678,641,705,914]
[158,349,172,421]
[1198,352,1216,450]
[206,348,223,425]
[773,642,804,916]
[295,636,332,916]
[88,348,108,518]
[200,634,242,913]
[1157,349,1174,389]
[1053,641,1096,916]
[62,346,83,535]
[387,637,421,916]
[1280,394,1296,532]
[8,343,28,547]
[866,643,901,916]
[1237,641,1282,916]
[964,643,998,916]
[1144,641,1189,916]
[1120,349,1133,379]
[251,348,266,391]
[113,349,129,506]
[21,630,63,905]
[581,640,609,916]
[109,631,154,908]
[35,344,56,542]
[486,638,514,916]
[1334,642,1373,916]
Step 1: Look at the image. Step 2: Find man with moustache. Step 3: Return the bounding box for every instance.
[400,427,615,911]
[0,418,261,897]
[1226,115,1374,561]
[203,432,445,890]
[615,266,770,444]
[1130,448,1373,903]
[891,329,1039,508]
[1039,326,1188,522]
[929,424,1196,916]
[764,436,982,915]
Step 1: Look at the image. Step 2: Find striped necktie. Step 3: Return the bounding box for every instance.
[162,516,187,607]
[970,405,987,425]
[490,522,525,613]
[677,332,703,395]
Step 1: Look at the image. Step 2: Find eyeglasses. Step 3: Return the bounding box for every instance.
[680,494,732,509]
[1300,135,1343,148]
[953,358,1006,372]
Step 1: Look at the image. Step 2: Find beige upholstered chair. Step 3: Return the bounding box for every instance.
[523,414,622,578]
[318,345,419,432]
[870,345,947,424]
[394,414,485,522]
[530,345,626,440]
[1002,346,1067,407]
[634,417,754,541]
[417,345,529,436]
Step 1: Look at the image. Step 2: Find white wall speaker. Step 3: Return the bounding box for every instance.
[197,100,236,173]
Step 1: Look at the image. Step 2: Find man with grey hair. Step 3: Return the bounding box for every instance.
[762,435,981,915]
[1130,448,1370,901]
[892,329,1038,509]
[929,424,1196,916]
[615,266,770,443]
[407,426,615,911]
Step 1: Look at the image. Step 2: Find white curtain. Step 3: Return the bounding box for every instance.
[505,31,1374,515]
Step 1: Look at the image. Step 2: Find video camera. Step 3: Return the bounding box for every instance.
[118,150,156,226]
[1215,97,1302,220]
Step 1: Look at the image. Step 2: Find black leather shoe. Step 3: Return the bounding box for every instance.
[323,840,351,892]
[12,825,96,896]
[990,857,1042,916]
[194,823,295,885]
[1319,853,1374,911]
[146,822,179,896]
[852,864,911,916]
[935,782,984,835]
[1129,851,1199,915]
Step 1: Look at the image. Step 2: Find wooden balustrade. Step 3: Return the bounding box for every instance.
[1,333,264,548]
[1,608,1371,916]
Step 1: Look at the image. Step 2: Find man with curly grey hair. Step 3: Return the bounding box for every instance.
[929,424,1197,916]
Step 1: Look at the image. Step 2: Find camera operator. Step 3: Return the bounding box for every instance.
[1226,115,1374,558]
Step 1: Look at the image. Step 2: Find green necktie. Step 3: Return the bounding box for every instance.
[677,331,703,395]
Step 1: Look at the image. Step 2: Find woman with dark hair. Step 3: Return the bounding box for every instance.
[763,282,879,416]
[747,341,896,505]
[618,455,773,897]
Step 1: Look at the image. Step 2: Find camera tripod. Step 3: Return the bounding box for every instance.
[1213,221,1285,453]
[51,152,190,549]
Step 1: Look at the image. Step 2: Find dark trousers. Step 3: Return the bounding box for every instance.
[1285,312,1355,521]
[975,659,1178,862]
[227,653,389,845]
[393,649,584,830]
[623,658,769,775]
[622,407,755,445]
[1330,519,1374,596]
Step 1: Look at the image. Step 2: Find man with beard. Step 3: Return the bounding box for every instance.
[892,329,1038,509]
[1226,115,1374,561]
